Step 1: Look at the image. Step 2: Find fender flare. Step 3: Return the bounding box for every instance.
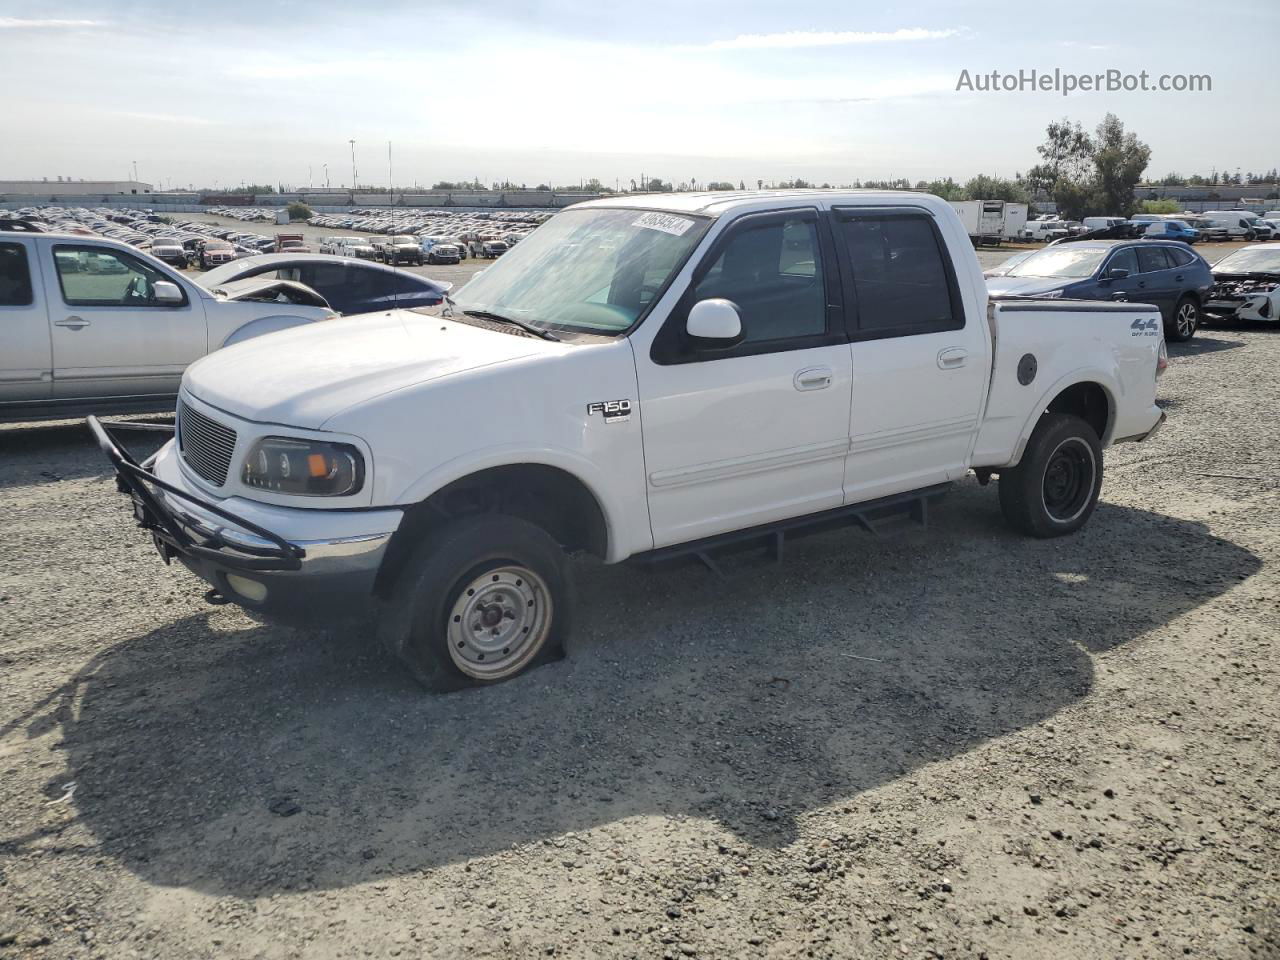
[220,314,320,347]
[1009,368,1119,465]
[393,445,636,562]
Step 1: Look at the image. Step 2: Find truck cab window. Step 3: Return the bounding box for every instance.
[692,216,826,344]
[840,215,960,335]
[0,242,33,306]
[53,245,181,307]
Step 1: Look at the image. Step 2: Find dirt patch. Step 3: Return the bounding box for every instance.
[1,323,1277,958]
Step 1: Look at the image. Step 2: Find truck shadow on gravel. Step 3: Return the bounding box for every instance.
[16,483,1260,896]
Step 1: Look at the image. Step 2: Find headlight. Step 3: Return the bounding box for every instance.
[241,437,364,496]
[1038,288,1066,299]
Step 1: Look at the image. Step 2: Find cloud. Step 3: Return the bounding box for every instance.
[1060,40,1109,51]
[111,111,221,126]
[0,17,104,29]
[696,27,961,51]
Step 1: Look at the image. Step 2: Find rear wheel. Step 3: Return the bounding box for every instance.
[1167,296,1200,342]
[998,413,1103,538]
[378,514,572,691]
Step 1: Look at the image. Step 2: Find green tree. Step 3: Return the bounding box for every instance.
[285,201,313,220]
[1092,113,1151,218]
[962,174,1030,204]
[1140,199,1180,214]
[916,177,965,200]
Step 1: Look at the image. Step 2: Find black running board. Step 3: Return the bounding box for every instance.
[631,483,951,577]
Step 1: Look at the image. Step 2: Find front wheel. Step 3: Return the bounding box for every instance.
[998,413,1103,538]
[1167,297,1200,342]
[378,514,573,690]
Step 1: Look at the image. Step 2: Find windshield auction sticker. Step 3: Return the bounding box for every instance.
[632,212,695,236]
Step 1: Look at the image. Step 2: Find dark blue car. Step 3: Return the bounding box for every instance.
[198,254,452,316]
[985,239,1213,341]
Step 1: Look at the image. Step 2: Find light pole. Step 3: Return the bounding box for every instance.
[387,141,393,201]
[349,139,357,191]
[323,163,329,189]
[132,159,138,183]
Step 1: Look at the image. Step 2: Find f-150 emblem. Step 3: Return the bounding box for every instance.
[587,399,632,423]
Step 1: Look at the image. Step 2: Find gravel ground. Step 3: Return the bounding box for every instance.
[1,253,1277,959]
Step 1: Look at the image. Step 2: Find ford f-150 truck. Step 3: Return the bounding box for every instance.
[0,230,335,422]
[89,191,1167,690]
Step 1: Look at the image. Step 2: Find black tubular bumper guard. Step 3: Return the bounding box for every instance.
[87,415,305,572]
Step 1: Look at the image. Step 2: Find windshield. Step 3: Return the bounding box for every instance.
[450,207,711,334]
[1007,246,1109,279]
[1213,247,1280,274]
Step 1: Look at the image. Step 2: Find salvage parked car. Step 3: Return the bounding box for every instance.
[1142,220,1200,244]
[198,240,237,269]
[1202,245,1280,324]
[89,191,1166,690]
[150,241,189,269]
[336,237,378,260]
[985,239,1213,341]
[427,242,462,265]
[198,254,451,315]
[377,235,426,266]
[0,233,334,421]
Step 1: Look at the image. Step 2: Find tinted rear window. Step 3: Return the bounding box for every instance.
[0,242,34,306]
[839,214,960,334]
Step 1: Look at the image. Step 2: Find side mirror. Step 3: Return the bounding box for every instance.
[686,298,742,346]
[153,280,184,304]
[1106,267,1130,280]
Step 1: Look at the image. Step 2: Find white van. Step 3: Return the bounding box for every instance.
[1200,211,1262,240]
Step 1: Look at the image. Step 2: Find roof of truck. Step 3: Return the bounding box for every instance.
[574,189,948,217]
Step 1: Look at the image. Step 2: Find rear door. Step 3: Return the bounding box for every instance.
[1135,246,1177,320]
[0,239,51,404]
[43,240,207,399]
[834,207,989,503]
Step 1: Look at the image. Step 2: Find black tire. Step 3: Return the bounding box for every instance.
[998,413,1103,538]
[1245,231,1256,242]
[377,514,573,691]
[1167,296,1200,342]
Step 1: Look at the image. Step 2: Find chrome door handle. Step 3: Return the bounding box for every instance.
[54,316,89,329]
[937,347,968,369]
[794,366,833,391]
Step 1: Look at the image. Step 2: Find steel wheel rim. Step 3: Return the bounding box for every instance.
[447,565,552,680]
[1176,302,1197,338]
[1041,437,1096,523]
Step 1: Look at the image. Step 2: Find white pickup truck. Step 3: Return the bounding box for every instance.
[0,226,334,422]
[90,190,1166,690]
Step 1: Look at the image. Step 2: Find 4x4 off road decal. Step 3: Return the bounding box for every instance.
[587,399,632,423]
[1131,317,1160,336]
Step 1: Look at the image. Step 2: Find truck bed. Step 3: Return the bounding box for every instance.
[972,298,1164,468]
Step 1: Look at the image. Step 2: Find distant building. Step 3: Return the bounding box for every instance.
[0,179,153,197]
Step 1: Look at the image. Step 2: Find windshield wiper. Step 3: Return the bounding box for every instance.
[462,309,561,342]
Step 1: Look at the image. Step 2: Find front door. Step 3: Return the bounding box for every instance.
[44,241,207,399]
[636,209,854,548]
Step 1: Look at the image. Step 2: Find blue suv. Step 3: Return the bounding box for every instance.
[985,239,1214,341]
[1142,220,1201,244]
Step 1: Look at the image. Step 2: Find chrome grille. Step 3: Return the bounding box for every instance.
[177,401,237,486]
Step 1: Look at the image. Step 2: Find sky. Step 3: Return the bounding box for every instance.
[1,0,1277,191]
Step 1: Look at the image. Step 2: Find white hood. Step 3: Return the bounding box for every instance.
[182,310,553,429]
